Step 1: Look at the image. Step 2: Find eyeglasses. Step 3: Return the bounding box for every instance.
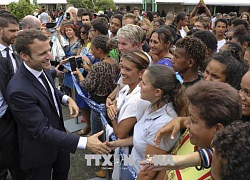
[80,31,87,34]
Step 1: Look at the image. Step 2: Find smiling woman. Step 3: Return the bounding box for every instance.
[149,27,174,66]
[106,50,150,180]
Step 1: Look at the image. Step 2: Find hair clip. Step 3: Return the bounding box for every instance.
[175,72,183,84]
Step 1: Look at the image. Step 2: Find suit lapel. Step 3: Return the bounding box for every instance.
[21,64,59,116]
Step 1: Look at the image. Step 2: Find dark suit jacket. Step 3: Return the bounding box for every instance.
[0,52,23,140]
[6,63,79,170]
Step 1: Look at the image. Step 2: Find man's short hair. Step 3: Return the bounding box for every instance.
[14,29,48,56]
[215,18,228,27]
[91,17,109,35]
[0,13,19,28]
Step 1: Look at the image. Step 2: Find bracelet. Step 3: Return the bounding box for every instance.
[195,149,204,171]
[195,148,213,171]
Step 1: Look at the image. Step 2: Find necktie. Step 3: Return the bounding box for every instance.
[5,47,11,60]
[39,72,58,112]
[5,47,14,75]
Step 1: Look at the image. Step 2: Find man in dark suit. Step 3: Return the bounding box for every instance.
[0,13,26,180]
[6,29,111,180]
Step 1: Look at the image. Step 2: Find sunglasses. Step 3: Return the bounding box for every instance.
[80,31,87,34]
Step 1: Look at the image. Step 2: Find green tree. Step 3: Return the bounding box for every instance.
[67,0,115,11]
[9,0,37,21]
[95,0,116,11]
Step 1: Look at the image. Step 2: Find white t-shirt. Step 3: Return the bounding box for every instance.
[180,27,187,38]
[217,39,226,52]
[112,85,150,180]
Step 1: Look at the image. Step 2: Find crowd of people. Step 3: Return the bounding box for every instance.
[1,1,250,180]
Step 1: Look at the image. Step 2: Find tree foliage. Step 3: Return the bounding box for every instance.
[8,0,37,21]
[67,0,116,11]
[95,0,116,11]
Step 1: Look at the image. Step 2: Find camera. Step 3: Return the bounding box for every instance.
[46,22,56,33]
[75,56,83,67]
[66,12,71,20]
[69,57,83,71]
[69,57,77,71]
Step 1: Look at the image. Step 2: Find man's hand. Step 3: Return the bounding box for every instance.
[87,130,111,154]
[67,97,79,118]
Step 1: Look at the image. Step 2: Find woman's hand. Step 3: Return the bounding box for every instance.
[73,68,85,81]
[81,55,92,72]
[72,68,81,76]
[154,117,188,147]
[106,141,119,150]
[107,104,118,121]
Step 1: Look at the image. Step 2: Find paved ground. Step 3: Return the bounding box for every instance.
[6,106,107,180]
[6,75,108,180]
[63,106,107,180]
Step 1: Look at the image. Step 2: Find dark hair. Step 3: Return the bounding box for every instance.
[147,65,188,116]
[112,14,123,26]
[193,30,217,53]
[228,17,237,26]
[175,36,207,66]
[91,35,114,54]
[78,23,91,44]
[163,25,177,43]
[232,26,250,48]
[98,14,109,23]
[211,50,248,90]
[154,19,165,26]
[77,8,86,17]
[121,50,150,71]
[186,28,200,36]
[91,17,109,35]
[231,18,249,30]
[222,41,243,60]
[145,11,153,22]
[153,12,160,17]
[186,81,242,128]
[82,11,92,21]
[176,12,186,24]
[151,27,174,46]
[212,120,250,180]
[215,18,228,27]
[0,13,19,28]
[14,29,48,56]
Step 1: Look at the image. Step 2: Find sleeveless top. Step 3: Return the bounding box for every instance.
[166,130,211,180]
